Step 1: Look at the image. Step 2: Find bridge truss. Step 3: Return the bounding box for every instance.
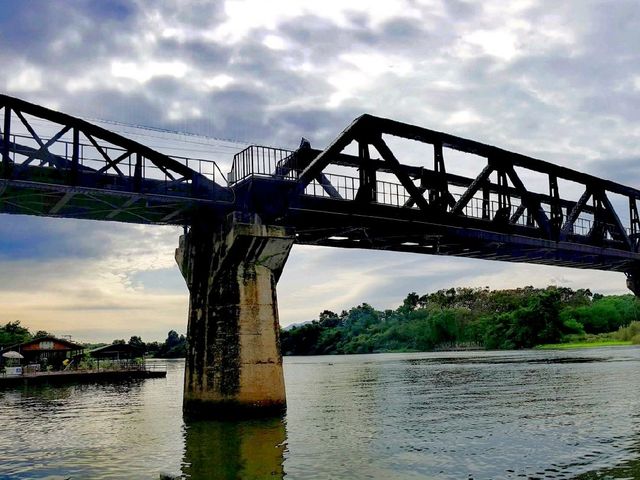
[230,116,640,287]
[0,94,232,224]
[2,94,640,290]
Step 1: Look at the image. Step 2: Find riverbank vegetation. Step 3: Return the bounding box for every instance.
[536,340,632,349]
[280,286,640,355]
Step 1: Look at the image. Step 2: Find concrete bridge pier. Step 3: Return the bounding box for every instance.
[626,269,640,297]
[175,213,294,418]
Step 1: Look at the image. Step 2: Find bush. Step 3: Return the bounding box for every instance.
[615,321,640,341]
[562,317,585,335]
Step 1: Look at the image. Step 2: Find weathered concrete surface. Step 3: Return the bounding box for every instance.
[627,270,640,297]
[176,213,294,417]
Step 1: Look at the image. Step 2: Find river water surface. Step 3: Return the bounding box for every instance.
[3,348,640,479]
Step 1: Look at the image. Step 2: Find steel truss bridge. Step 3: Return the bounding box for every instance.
[2,94,640,291]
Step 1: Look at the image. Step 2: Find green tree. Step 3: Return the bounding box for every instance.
[166,330,180,349]
[155,330,187,358]
[0,321,32,347]
[399,292,420,313]
[318,310,340,328]
[128,335,146,351]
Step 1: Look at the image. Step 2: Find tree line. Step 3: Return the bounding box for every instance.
[3,286,639,358]
[112,330,187,358]
[0,322,186,359]
[280,286,640,355]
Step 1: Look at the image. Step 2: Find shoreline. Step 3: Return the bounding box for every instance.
[283,341,637,356]
[535,340,633,350]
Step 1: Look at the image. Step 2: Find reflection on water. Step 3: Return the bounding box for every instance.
[3,351,640,478]
[182,417,285,479]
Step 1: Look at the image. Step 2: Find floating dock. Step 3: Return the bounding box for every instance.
[0,368,166,387]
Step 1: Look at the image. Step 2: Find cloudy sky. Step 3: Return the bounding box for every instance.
[1,0,640,343]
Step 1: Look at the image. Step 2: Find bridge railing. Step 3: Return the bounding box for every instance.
[304,171,597,236]
[8,132,219,191]
[229,145,296,184]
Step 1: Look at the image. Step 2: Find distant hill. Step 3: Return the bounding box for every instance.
[282,320,313,331]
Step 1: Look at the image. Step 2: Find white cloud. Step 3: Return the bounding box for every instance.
[205,74,234,89]
[6,66,43,92]
[446,109,484,126]
[263,34,287,50]
[111,60,189,83]
[464,29,519,60]
[214,0,424,43]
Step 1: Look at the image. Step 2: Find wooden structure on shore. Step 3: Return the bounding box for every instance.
[0,336,84,370]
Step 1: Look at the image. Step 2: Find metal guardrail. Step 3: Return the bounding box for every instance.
[306,174,595,236]
[9,133,218,186]
[229,145,295,184]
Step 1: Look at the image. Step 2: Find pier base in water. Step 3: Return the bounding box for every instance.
[176,214,294,418]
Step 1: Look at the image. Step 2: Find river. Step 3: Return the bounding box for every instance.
[2,348,640,479]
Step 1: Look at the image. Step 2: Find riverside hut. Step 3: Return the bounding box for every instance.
[89,343,145,370]
[0,336,84,371]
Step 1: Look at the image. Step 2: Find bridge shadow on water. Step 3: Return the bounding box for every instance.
[181,416,286,479]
